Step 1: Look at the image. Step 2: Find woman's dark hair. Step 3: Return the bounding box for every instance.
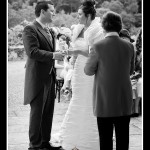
[35,0,54,17]
[102,11,122,33]
[79,0,96,20]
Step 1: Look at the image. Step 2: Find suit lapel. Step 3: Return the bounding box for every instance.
[33,21,53,51]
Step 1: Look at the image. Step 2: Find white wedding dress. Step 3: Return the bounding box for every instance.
[59,18,104,150]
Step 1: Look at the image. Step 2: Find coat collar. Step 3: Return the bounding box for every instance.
[104,32,119,38]
[35,18,46,29]
[33,20,54,50]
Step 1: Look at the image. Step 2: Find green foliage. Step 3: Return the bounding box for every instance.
[57,4,72,14]
[8,3,35,28]
[137,0,141,13]
[121,11,135,30]
[8,0,24,5]
[18,5,35,22]
[29,0,37,6]
[8,24,26,61]
[100,0,141,30]
[96,7,110,18]
[8,0,142,61]
[55,0,81,13]
[101,1,110,8]
[125,0,138,14]
[53,12,78,28]
[8,24,24,46]
[51,0,59,6]
[53,17,65,27]
[108,0,124,14]
[130,26,141,36]
[12,1,22,10]
[8,46,26,61]
[8,4,24,28]
[134,13,142,27]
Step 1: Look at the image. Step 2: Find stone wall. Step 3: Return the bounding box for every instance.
[8,45,27,61]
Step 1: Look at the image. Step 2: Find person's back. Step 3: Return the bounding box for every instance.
[84,11,135,150]
[92,35,134,117]
[95,36,134,83]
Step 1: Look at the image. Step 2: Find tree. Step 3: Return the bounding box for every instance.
[101,1,110,9]
[8,3,24,28]
[8,3,35,28]
[8,0,21,4]
[51,0,59,7]
[60,0,81,12]
[101,0,124,14]
[134,13,142,27]
[121,11,135,30]
[119,0,139,14]
[12,2,21,10]
[137,0,142,13]
[96,7,110,18]
[95,0,111,8]
[57,4,72,14]
[125,0,138,14]
[108,0,124,14]
[29,0,37,6]
[9,0,24,10]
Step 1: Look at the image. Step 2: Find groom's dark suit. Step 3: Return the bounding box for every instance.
[23,20,56,149]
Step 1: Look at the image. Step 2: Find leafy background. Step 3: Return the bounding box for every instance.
[8,0,142,60]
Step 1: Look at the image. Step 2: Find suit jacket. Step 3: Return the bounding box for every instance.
[23,20,56,105]
[84,35,135,117]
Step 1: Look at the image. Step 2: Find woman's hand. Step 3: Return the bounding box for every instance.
[62,47,89,57]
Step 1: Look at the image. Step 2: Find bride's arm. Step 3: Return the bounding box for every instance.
[67,49,89,57]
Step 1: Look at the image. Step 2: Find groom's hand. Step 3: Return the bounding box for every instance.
[53,51,65,61]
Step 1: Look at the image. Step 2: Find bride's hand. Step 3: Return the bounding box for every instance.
[62,49,74,56]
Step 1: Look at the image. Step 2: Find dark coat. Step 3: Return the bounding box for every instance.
[84,35,135,117]
[23,20,56,105]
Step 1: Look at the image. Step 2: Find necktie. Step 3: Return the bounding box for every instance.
[44,27,53,48]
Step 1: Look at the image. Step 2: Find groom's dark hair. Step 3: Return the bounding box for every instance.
[35,0,54,17]
[102,11,122,33]
[79,0,96,20]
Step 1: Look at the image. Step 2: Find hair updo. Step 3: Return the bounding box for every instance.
[79,0,96,20]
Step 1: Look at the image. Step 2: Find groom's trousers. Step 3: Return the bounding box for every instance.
[28,75,56,149]
[97,116,130,150]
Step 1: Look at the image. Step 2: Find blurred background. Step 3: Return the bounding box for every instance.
[8,0,142,61]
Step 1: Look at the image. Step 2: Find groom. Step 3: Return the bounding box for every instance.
[23,1,64,150]
[84,11,135,150]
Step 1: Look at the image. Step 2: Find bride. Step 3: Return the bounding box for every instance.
[59,1,104,150]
